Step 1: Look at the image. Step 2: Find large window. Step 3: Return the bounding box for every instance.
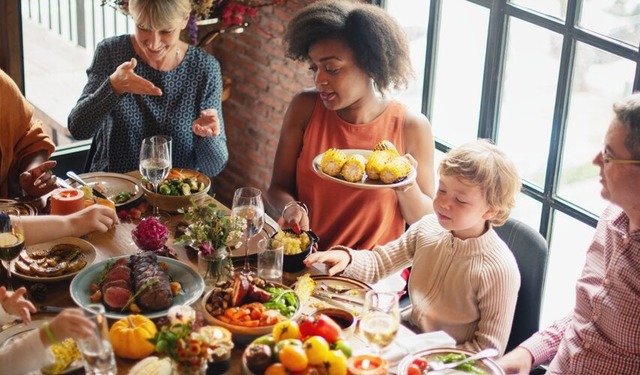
[386,0,640,326]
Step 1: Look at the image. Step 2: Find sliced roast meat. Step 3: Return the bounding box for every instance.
[130,252,173,311]
[101,279,131,293]
[103,286,132,310]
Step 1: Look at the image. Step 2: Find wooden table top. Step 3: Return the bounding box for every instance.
[1,194,438,375]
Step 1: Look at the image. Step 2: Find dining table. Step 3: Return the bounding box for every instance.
[0,187,454,375]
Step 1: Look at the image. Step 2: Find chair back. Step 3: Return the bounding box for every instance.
[494,217,549,352]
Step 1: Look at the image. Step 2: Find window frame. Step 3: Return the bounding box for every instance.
[414,0,640,240]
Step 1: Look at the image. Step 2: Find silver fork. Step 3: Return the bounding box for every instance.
[427,348,498,372]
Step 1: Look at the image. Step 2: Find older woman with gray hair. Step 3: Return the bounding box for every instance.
[69,0,228,177]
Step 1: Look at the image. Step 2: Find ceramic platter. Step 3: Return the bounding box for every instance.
[0,319,83,374]
[0,199,39,216]
[66,172,142,206]
[11,237,97,283]
[70,255,204,319]
[311,149,417,190]
[397,347,505,375]
[291,275,371,315]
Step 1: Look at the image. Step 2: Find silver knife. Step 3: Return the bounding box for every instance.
[37,305,65,314]
[312,290,364,307]
[65,171,111,201]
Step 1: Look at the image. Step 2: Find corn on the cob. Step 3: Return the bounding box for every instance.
[380,156,412,184]
[294,273,316,304]
[374,140,400,156]
[365,150,394,180]
[341,154,367,182]
[41,338,81,375]
[320,148,347,177]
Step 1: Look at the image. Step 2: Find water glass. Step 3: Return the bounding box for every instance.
[78,304,117,375]
[257,238,283,282]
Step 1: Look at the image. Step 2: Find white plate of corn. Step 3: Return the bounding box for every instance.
[0,319,83,374]
[312,148,417,189]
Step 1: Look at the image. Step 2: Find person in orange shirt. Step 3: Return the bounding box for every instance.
[266,0,435,252]
[0,69,58,198]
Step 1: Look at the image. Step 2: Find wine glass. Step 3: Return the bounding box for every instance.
[358,290,400,354]
[0,207,25,291]
[139,135,172,222]
[231,187,264,276]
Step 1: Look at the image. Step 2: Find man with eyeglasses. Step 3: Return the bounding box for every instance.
[497,93,640,374]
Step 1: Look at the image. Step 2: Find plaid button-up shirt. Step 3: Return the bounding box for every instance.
[522,204,640,374]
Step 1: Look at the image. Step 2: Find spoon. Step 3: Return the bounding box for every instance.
[66,171,110,200]
[426,348,499,372]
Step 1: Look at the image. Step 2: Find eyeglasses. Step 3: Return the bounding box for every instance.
[601,147,640,164]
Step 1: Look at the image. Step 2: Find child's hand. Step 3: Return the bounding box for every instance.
[304,249,351,276]
[69,205,119,236]
[192,109,220,137]
[48,309,94,343]
[0,287,36,323]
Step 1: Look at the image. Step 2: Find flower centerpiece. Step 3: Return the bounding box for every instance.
[174,202,245,288]
[150,305,234,375]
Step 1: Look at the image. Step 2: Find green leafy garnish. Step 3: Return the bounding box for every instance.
[120,278,159,312]
[263,286,299,318]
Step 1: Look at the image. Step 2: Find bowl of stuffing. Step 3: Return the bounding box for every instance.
[271,229,319,273]
[140,168,211,213]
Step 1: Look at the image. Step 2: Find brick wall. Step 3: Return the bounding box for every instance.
[203,0,311,208]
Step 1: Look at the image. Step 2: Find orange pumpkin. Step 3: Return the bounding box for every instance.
[109,314,158,359]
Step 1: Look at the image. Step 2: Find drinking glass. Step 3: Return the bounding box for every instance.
[139,135,172,222]
[231,187,264,276]
[359,290,400,354]
[0,207,24,291]
[257,237,283,282]
[77,304,117,374]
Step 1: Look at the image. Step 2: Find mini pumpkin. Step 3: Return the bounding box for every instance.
[109,314,158,359]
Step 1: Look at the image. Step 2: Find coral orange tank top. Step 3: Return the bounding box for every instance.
[296,96,406,251]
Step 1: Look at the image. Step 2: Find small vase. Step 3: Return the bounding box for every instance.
[171,360,207,375]
[197,247,233,289]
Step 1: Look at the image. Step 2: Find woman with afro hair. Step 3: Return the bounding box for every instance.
[267,0,435,255]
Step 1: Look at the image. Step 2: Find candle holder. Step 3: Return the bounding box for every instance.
[347,354,389,375]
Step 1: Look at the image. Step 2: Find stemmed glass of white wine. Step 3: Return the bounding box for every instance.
[231,187,264,276]
[359,290,401,354]
[0,207,25,291]
[139,135,172,222]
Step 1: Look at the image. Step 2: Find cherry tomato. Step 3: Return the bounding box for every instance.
[265,363,287,375]
[298,314,342,343]
[411,357,429,371]
[325,349,348,375]
[406,363,422,375]
[279,344,309,372]
[274,338,303,362]
[332,339,352,358]
[304,336,330,365]
[273,320,301,342]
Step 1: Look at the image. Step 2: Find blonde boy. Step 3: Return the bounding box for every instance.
[305,139,522,355]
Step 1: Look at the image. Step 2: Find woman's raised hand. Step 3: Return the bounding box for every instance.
[109,58,162,96]
[192,109,220,137]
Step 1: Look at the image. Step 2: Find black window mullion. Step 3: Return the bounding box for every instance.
[478,0,508,141]
[422,0,442,121]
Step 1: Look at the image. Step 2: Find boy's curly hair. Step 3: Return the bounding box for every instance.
[439,139,522,226]
[283,0,412,94]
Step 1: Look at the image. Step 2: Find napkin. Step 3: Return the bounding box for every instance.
[383,330,456,370]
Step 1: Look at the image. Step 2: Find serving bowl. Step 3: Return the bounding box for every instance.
[313,307,357,337]
[200,281,301,345]
[272,229,319,273]
[140,168,211,213]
